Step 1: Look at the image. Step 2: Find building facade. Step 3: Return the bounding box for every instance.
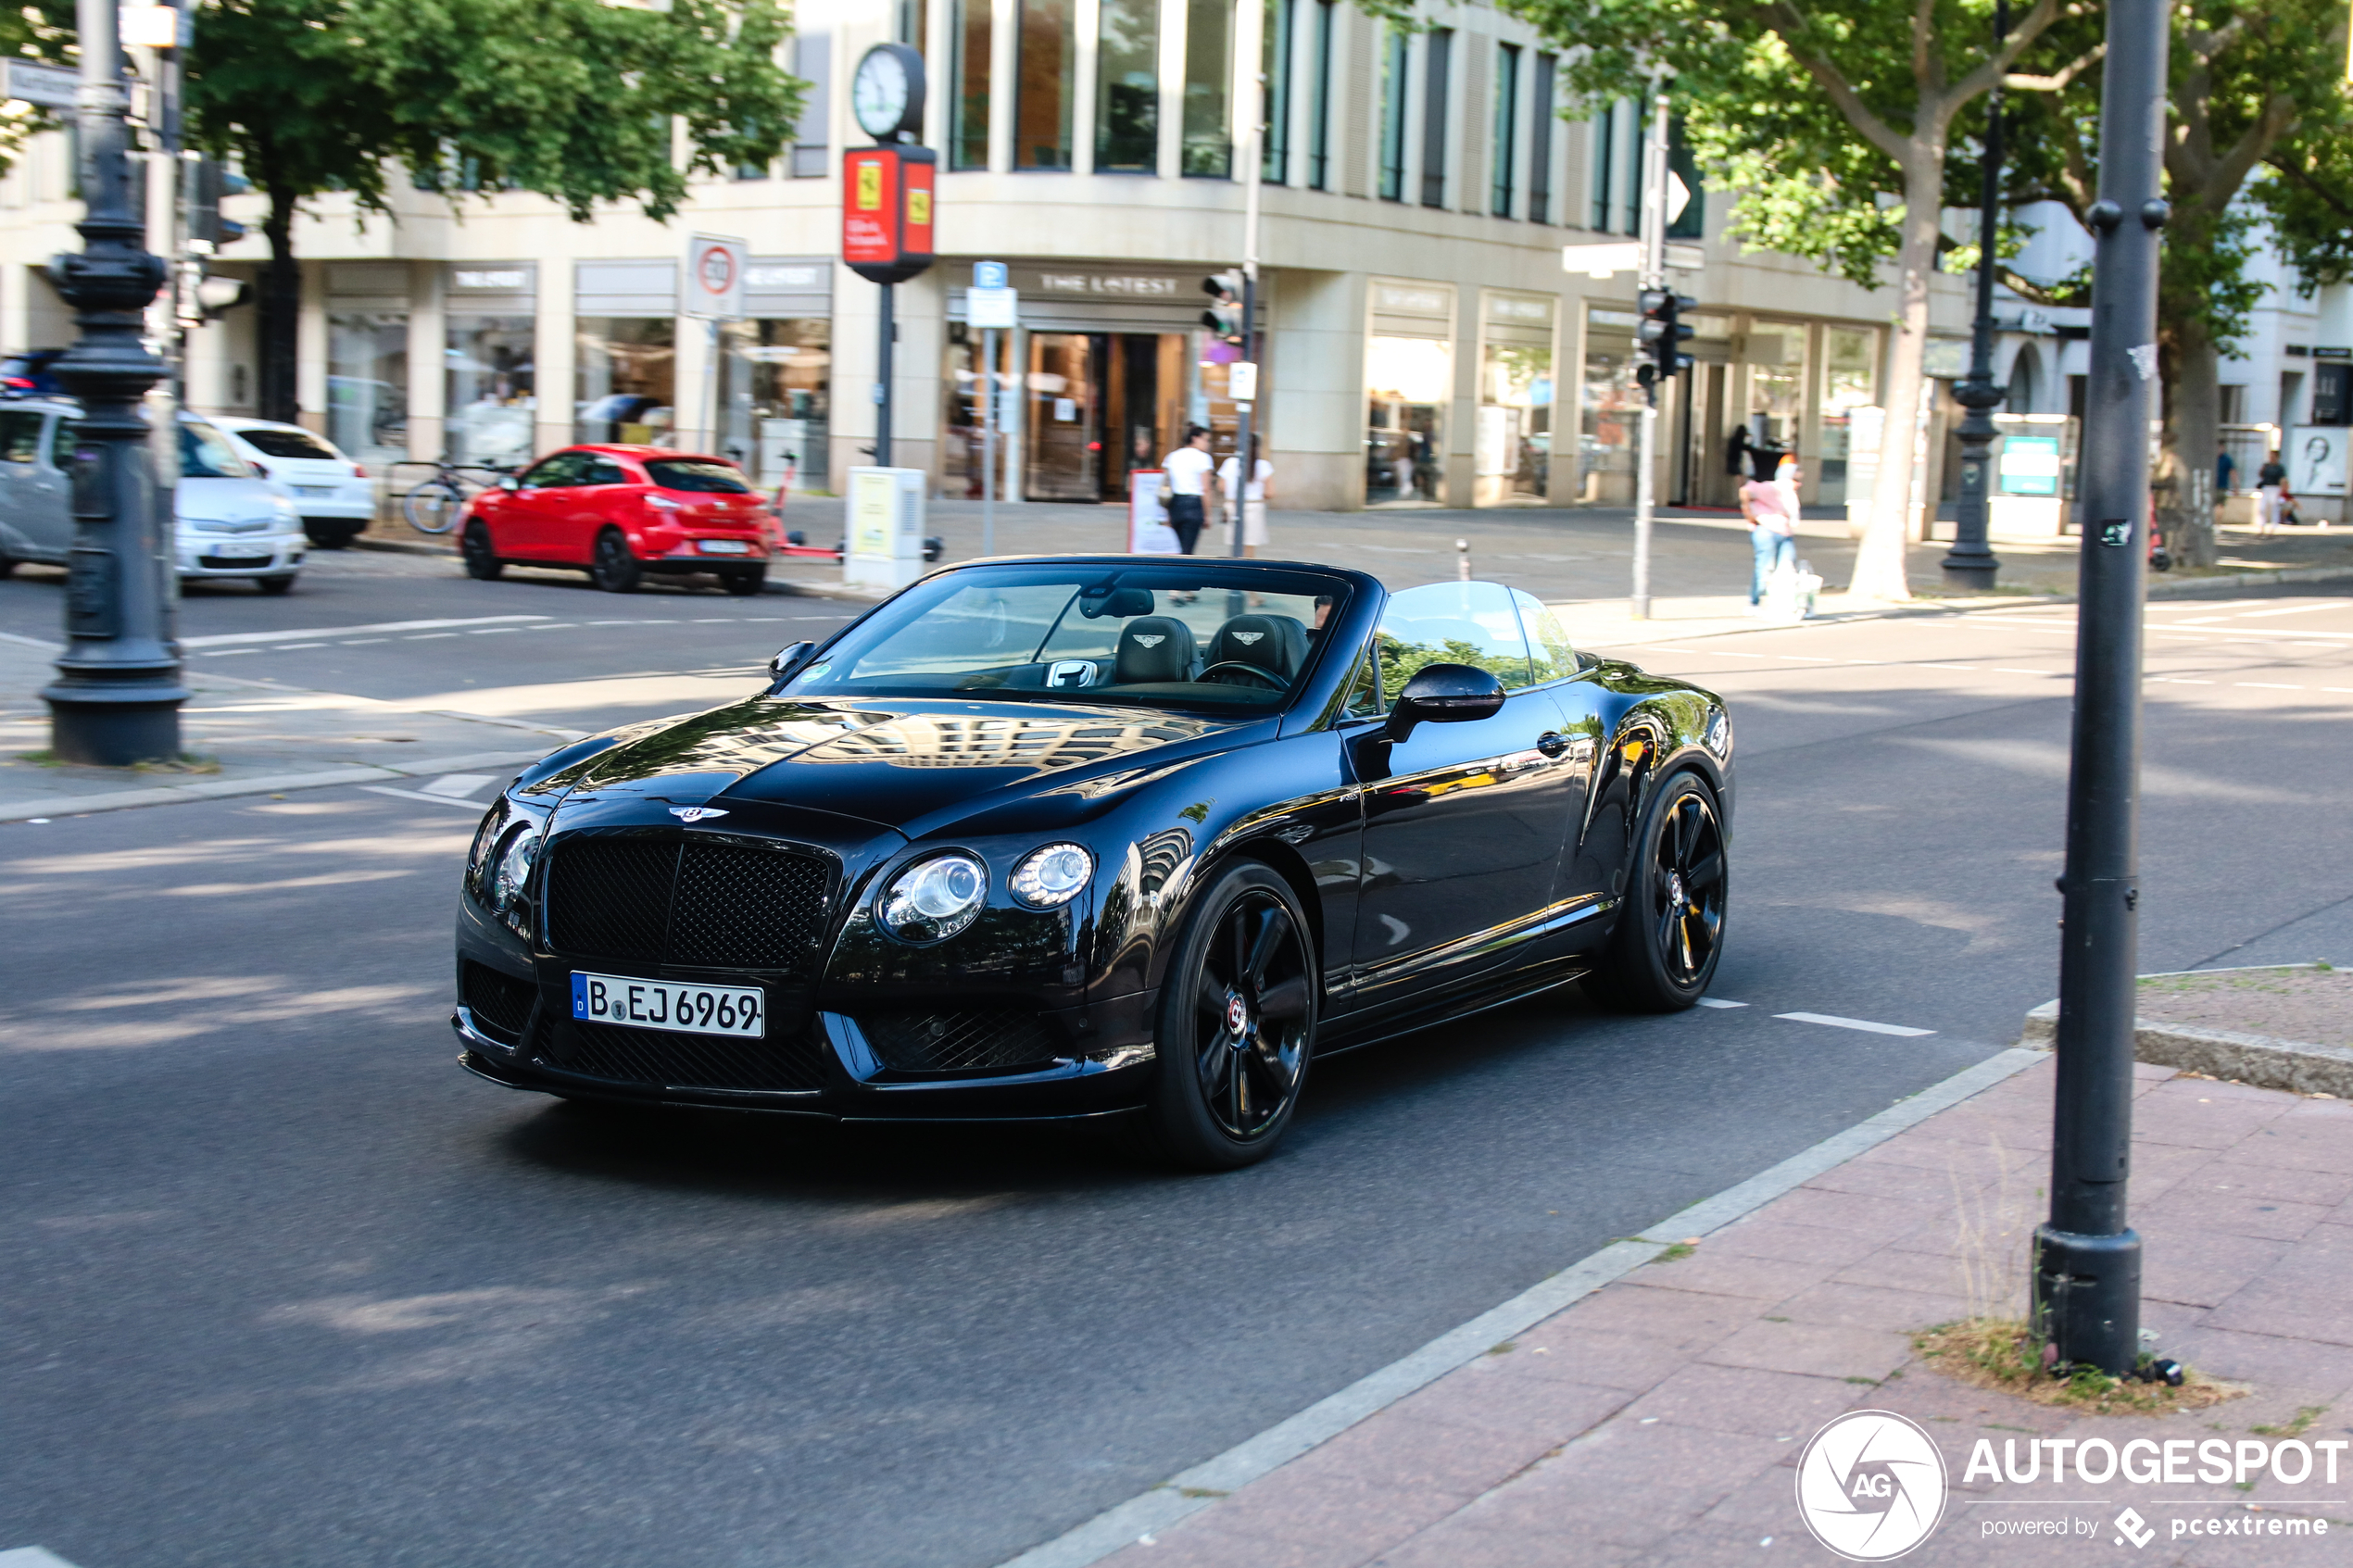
[0,0,1980,514]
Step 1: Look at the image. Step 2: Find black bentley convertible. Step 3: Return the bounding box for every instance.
[454,557,1733,1168]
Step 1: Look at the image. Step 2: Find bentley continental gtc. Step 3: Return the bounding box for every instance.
[453,558,1733,1169]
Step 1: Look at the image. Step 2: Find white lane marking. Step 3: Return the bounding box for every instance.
[468,626,522,634]
[2235,682,2304,690]
[692,617,736,622]
[182,614,548,647]
[2212,600,2351,619]
[403,633,460,640]
[1992,668,2053,676]
[1776,1011,1935,1037]
[586,619,641,625]
[339,637,389,646]
[359,784,491,809]
[0,1547,91,1568]
[201,648,260,657]
[992,1047,2044,1568]
[2149,678,2216,684]
[1918,663,1979,671]
[278,642,327,650]
[523,623,580,632]
[420,773,497,798]
[1696,997,1748,1009]
[1777,654,1838,662]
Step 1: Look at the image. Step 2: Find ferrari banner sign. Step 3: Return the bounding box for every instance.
[843,146,937,285]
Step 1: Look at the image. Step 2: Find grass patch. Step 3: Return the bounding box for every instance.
[2252,1406,2329,1437]
[1914,1319,2246,1414]
[1651,1242,1696,1264]
[131,754,221,775]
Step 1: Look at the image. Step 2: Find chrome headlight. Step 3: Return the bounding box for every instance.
[1010,843,1093,909]
[878,852,988,942]
[491,822,541,910]
[274,496,299,522]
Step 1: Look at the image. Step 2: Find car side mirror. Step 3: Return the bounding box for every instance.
[769,640,816,680]
[1387,662,1506,742]
[498,475,521,492]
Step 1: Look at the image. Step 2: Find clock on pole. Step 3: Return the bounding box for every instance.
[844,43,934,470]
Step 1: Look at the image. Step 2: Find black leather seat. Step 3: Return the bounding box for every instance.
[1113,616,1196,684]
[1205,614,1307,681]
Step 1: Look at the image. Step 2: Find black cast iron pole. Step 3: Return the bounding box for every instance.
[2033,0,2168,1378]
[875,282,894,468]
[42,0,184,765]
[1942,0,2007,591]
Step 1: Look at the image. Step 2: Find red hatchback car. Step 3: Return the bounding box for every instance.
[459,445,777,595]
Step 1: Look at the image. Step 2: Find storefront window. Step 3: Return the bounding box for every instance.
[1816,325,1879,507]
[575,319,677,446]
[1366,335,1449,505]
[1743,320,1807,470]
[1182,0,1232,176]
[1096,0,1158,172]
[719,318,830,494]
[1026,332,1099,499]
[1579,307,1641,505]
[1478,294,1554,505]
[445,315,535,468]
[327,311,408,469]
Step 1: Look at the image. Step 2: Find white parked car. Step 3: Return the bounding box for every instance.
[0,399,306,594]
[208,414,375,548]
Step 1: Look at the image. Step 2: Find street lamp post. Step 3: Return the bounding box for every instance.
[41,0,185,766]
[1943,0,2007,593]
[2034,0,2168,1378]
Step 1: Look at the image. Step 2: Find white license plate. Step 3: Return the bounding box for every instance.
[296,485,337,497]
[698,538,751,555]
[211,546,271,558]
[570,971,765,1037]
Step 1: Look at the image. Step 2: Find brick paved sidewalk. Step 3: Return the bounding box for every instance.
[1088,1058,2353,1567]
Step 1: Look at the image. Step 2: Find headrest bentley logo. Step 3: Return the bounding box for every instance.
[1232,632,1264,644]
[1134,634,1164,647]
[670,807,730,822]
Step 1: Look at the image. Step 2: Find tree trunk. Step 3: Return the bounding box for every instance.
[1848,148,1945,603]
[257,183,300,425]
[2165,309,2222,568]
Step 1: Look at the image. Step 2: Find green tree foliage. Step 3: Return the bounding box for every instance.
[1486,0,2059,600]
[183,0,803,423]
[2001,1,2353,566]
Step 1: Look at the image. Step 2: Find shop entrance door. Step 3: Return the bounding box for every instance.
[1026,332,1187,503]
[1678,361,1737,508]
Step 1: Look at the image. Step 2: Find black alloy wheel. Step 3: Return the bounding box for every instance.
[1136,861,1316,1170]
[590,528,641,594]
[460,521,503,581]
[720,568,766,597]
[1583,770,1728,1012]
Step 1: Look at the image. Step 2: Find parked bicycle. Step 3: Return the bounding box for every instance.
[396,459,514,535]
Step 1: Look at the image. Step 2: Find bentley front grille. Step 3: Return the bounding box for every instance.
[548,1019,829,1094]
[859,1010,1066,1074]
[546,835,831,974]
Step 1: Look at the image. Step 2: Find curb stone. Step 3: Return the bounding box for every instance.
[2021,995,2353,1098]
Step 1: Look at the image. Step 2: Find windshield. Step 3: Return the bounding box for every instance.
[780,564,1353,711]
[180,420,254,479]
[645,458,753,494]
[236,427,340,461]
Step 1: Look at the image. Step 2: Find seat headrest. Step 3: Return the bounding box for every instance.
[1113,616,1195,684]
[1207,614,1307,679]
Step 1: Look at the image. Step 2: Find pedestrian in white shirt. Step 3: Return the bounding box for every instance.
[1217,448,1275,557]
[1160,426,1215,555]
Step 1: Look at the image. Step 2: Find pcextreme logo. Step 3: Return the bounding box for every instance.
[1795,1411,1950,1561]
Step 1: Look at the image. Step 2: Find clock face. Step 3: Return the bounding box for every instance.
[853,46,913,140]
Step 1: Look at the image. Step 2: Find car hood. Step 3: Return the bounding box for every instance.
[560,695,1247,834]
[176,477,287,524]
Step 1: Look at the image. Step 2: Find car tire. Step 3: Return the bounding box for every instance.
[1131,860,1317,1171]
[720,567,766,597]
[304,521,359,549]
[256,574,296,596]
[1582,769,1728,1013]
[590,528,641,594]
[0,553,13,578]
[461,522,504,581]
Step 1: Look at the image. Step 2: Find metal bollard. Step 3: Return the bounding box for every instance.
[1456,538,1470,581]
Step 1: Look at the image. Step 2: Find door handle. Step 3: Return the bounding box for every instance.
[1536,732,1568,759]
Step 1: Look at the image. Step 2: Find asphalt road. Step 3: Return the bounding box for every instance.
[3,558,2348,1568]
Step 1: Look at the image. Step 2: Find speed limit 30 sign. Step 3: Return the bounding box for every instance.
[684,233,748,320]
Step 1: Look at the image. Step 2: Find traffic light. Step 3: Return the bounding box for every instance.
[186,157,248,251]
[1201,270,1245,345]
[1638,288,1695,385]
